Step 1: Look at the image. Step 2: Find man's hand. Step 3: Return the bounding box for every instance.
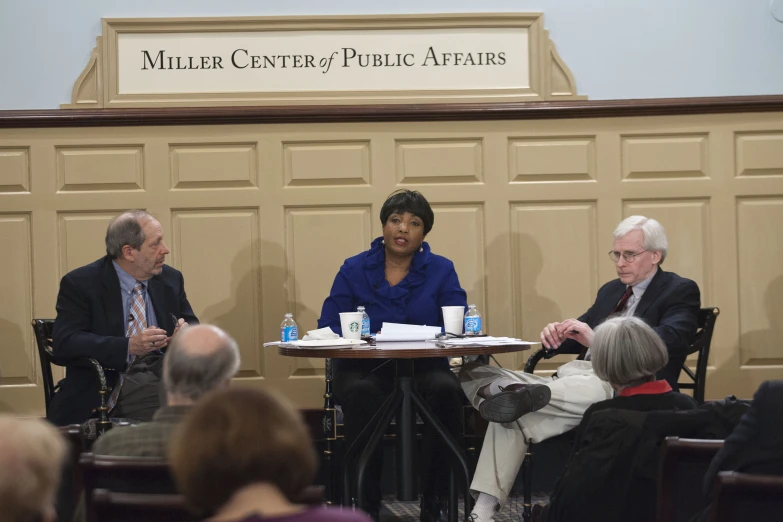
[129,327,168,356]
[558,319,594,348]
[165,318,188,345]
[172,318,187,337]
[541,322,566,350]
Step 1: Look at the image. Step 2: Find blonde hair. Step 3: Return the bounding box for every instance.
[591,316,669,390]
[0,416,66,522]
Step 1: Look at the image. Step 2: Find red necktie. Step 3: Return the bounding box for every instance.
[612,286,633,314]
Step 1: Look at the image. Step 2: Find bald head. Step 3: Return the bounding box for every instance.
[163,324,240,405]
[0,416,66,522]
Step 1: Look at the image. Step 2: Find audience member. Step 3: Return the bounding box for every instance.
[539,316,698,521]
[93,324,240,456]
[169,387,370,522]
[0,416,66,522]
[696,379,783,520]
[50,210,198,425]
[460,216,700,521]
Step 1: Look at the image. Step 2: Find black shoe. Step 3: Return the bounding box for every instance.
[479,383,551,423]
[420,494,444,522]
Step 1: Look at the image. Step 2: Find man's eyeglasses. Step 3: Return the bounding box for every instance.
[608,250,647,263]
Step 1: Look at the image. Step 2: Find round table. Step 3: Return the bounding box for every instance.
[279,339,533,522]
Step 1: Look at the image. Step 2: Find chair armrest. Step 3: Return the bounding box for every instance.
[68,358,109,392]
[524,347,559,374]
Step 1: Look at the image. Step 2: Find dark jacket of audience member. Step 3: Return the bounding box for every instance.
[703,379,783,496]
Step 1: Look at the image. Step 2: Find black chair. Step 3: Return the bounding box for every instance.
[520,306,720,522]
[678,307,720,404]
[81,452,325,522]
[709,471,783,522]
[91,489,197,522]
[80,453,177,522]
[657,437,724,522]
[31,319,112,432]
[56,425,86,522]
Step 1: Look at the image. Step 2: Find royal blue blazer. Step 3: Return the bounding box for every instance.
[318,237,467,373]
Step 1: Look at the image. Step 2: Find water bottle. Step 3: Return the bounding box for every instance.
[280,313,299,342]
[464,304,483,336]
[357,306,371,337]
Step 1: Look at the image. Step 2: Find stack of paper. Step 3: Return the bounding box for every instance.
[375,322,442,342]
[438,337,538,346]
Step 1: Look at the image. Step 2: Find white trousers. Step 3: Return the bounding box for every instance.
[460,360,613,508]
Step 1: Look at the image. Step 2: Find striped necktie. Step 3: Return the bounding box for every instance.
[612,286,634,314]
[107,283,147,412]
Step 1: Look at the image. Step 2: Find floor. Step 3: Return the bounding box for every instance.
[381,495,546,521]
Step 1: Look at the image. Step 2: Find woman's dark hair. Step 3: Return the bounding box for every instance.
[169,387,317,517]
[379,190,434,236]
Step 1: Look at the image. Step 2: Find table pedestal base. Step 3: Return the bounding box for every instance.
[342,359,472,522]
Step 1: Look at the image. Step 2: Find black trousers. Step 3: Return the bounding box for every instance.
[334,358,463,508]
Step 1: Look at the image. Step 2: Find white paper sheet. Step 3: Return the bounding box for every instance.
[375,322,442,342]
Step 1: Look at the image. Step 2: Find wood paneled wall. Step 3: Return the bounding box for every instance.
[1,107,782,415]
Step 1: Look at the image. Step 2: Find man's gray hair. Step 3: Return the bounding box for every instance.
[613,215,668,264]
[591,316,668,390]
[163,325,241,401]
[105,210,152,259]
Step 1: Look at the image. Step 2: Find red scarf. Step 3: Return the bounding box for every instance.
[618,380,672,397]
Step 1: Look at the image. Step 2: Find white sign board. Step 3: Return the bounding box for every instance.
[118,28,529,95]
[63,13,584,108]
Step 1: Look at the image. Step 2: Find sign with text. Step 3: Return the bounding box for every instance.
[118,28,528,95]
[63,14,584,108]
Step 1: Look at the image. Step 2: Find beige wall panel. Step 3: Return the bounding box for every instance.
[510,202,598,372]
[736,198,783,366]
[508,136,595,182]
[284,206,372,376]
[57,212,118,278]
[0,214,38,414]
[0,148,30,192]
[3,110,783,415]
[426,204,486,318]
[56,145,144,191]
[172,209,261,379]
[170,143,258,189]
[396,139,482,184]
[735,132,783,177]
[621,134,709,180]
[284,141,370,186]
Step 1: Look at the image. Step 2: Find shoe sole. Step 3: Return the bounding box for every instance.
[479,384,551,423]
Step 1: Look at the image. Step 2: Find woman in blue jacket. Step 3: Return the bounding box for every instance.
[318,190,467,522]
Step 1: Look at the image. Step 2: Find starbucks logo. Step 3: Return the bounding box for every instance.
[349,321,360,333]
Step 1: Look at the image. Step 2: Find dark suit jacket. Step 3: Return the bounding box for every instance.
[558,268,700,389]
[703,380,783,497]
[48,256,198,426]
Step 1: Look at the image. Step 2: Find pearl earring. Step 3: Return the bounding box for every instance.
[419,245,423,252]
[382,239,385,244]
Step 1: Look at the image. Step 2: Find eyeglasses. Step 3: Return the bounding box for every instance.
[608,250,647,263]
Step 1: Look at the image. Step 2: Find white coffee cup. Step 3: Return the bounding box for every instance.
[339,312,364,340]
[442,306,465,335]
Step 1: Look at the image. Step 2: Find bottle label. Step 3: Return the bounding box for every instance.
[281,325,298,342]
[361,318,370,336]
[465,317,482,335]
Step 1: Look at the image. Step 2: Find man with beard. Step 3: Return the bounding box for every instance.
[48,210,198,426]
